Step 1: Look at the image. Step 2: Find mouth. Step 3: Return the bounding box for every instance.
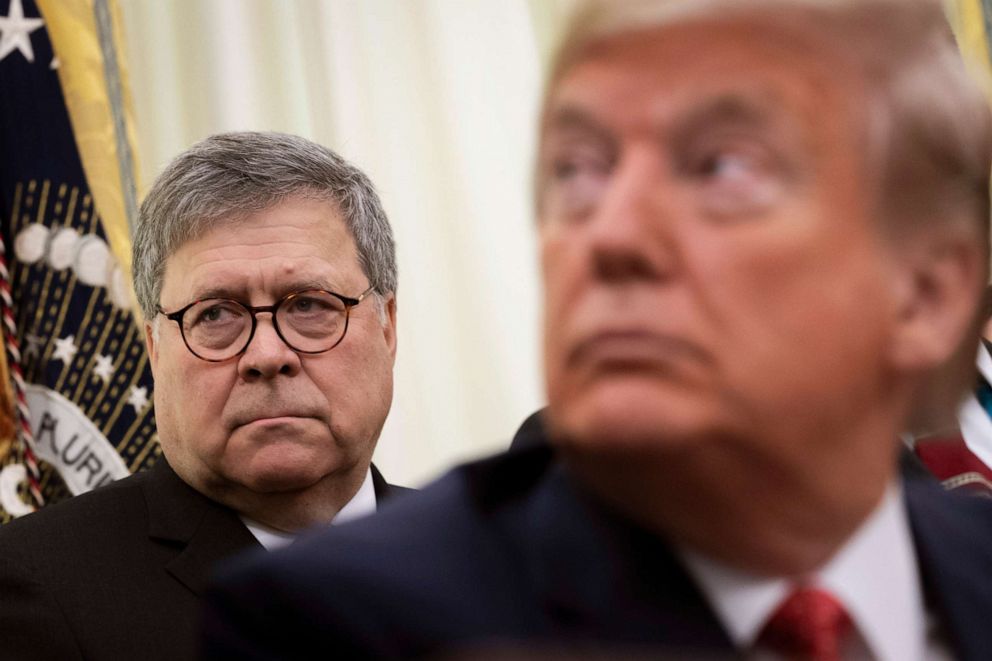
[568,330,707,372]
[244,415,310,424]
[232,414,318,429]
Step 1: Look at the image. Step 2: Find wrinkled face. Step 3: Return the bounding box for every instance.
[539,19,904,456]
[147,195,396,499]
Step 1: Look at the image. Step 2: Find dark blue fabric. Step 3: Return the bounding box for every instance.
[202,422,992,660]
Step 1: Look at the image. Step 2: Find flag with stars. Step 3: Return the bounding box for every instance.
[0,0,158,522]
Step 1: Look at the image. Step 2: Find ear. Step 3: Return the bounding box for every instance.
[144,319,159,373]
[887,235,985,372]
[381,294,398,362]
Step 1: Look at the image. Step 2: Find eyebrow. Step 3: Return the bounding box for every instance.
[671,93,778,142]
[542,105,615,145]
[542,94,783,165]
[187,279,337,304]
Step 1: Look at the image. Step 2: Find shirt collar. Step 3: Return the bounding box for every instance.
[331,467,378,525]
[976,342,992,383]
[956,343,992,467]
[679,481,925,661]
[241,468,377,551]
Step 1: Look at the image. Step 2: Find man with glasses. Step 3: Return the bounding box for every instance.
[0,131,407,661]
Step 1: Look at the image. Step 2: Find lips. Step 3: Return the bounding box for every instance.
[229,410,320,429]
[243,415,310,425]
[568,330,707,370]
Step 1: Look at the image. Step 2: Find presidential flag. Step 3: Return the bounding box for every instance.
[0,0,158,522]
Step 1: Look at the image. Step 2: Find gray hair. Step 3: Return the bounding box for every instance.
[544,0,992,259]
[133,131,397,321]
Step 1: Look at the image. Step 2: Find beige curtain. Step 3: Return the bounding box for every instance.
[118,0,575,485]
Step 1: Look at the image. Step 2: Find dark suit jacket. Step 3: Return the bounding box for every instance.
[203,436,992,660]
[0,459,405,661]
[507,408,547,451]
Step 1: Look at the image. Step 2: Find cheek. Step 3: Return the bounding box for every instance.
[154,352,232,440]
[541,237,583,366]
[710,243,818,330]
[701,231,891,386]
[311,340,394,430]
[697,206,865,319]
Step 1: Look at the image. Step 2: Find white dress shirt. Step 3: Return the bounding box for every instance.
[241,468,377,551]
[679,482,950,660]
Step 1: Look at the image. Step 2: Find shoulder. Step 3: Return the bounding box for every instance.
[323,443,552,543]
[905,477,992,567]
[204,446,558,656]
[254,445,553,583]
[0,469,158,659]
[905,477,992,544]
[0,468,153,560]
[903,478,992,658]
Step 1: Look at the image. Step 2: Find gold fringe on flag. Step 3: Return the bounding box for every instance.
[36,0,143,318]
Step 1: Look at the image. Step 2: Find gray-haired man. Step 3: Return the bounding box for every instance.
[0,132,408,661]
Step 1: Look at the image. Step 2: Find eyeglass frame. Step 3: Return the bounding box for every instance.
[156,285,376,362]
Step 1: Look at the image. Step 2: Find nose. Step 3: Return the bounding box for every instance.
[237,313,302,380]
[587,147,678,284]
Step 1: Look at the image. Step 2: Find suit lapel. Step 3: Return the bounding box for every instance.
[372,462,414,501]
[905,477,992,660]
[142,461,403,595]
[141,461,260,596]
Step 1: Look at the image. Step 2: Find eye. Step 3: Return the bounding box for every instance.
[549,147,611,183]
[188,300,244,328]
[288,295,334,315]
[542,144,613,221]
[280,292,346,339]
[689,140,783,217]
[282,292,345,322]
[700,150,758,181]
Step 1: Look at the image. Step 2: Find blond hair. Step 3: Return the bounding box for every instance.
[544,0,992,256]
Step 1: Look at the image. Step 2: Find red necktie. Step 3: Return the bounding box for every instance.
[914,434,992,494]
[757,587,852,661]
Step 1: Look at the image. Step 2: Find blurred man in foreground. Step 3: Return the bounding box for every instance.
[204,2,992,658]
[0,132,407,660]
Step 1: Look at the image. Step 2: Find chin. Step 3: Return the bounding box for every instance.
[548,380,718,455]
[238,470,326,493]
[234,445,341,493]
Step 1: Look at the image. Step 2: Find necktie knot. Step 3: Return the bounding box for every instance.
[758,586,851,661]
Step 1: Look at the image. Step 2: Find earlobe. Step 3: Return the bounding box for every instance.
[888,240,984,372]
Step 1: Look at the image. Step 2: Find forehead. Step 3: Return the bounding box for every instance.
[545,17,866,140]
[161,196,362,301]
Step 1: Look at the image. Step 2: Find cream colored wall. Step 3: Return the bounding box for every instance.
[119,0,575,486]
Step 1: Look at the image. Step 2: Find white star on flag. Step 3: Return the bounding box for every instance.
[23,333,43,360]
[0,0,44,64]
[93,354,115,384]
[52,335,77,366]
[127,385,149,413]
